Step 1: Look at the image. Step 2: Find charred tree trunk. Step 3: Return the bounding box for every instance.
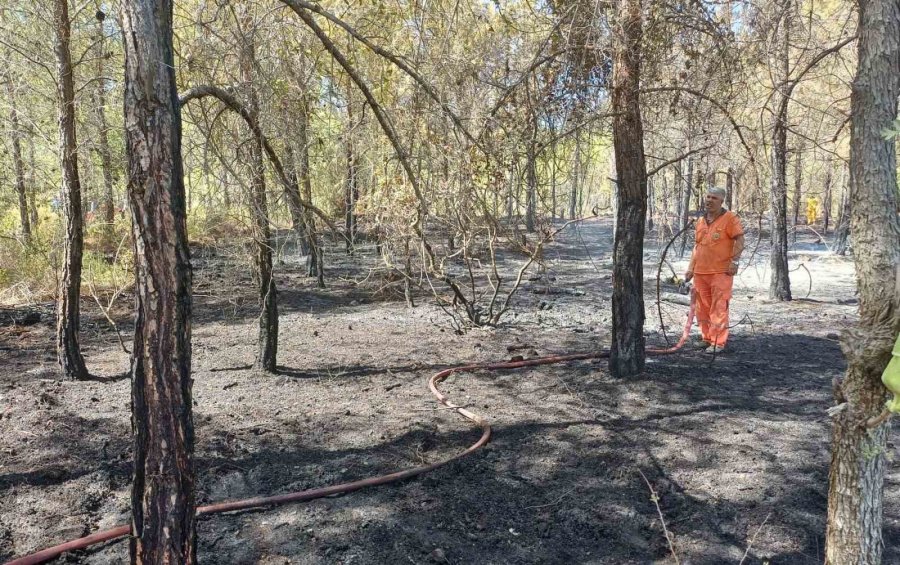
[525,104,538,232]
[240,14,278,373]
[769,5,793,301]
[725,167,734,211]
[550,137,558,221]
[297,98,323,286]
[121,0,196,561]
[608,0,647,378]
[834,163,851,255]
[344,102,358,254]
[825,1,900,562]
[54,0,89,380]
[823,160,833,234]
[677,153,693,258]
[5,72,31,244]
[569,133,581,220]
[283,144,309,254]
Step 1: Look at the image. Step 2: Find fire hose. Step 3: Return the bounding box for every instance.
[6,293,695,565]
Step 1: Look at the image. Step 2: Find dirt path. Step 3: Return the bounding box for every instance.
[1,218,897,564]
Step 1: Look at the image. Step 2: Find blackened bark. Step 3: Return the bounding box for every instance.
[823,165,833,233]
[525,105,538,232]
[834,164,851,254]
[283,145,310,254]
[297,99,323,286]
[121,0,196,561]
[344,101,358,254]
[608,0,647,378]
[769,6,793,300]
[240,14,278,373]
[825,1,900,562]
[725,167,734,211]
[677,153,693,258]
[54,0,89,380]
[569,133,581,220]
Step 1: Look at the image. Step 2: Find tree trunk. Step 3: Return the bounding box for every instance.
[791,143,803,240]
[569,133,580,220]
[5,72,32,244]
[344,101,358,254]
[823,160,833,234]
[677,153,693,258]
[769,5,793,301]
[94,11,117,249]
[54,0,89,380]
[725,167,734,211]
[525,107,538,232]
[646,177,654,232]
[297,98,323,286]
[240,13,278,373]
[608,0,647,379]
[609,149,618,234]
[525,143,537,232]
[282,144,310,255]
[834,163,851,254]
[121,0,196,561]
[825,1,900,562]
[550,137,557,221]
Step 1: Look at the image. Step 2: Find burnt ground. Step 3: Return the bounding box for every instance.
[1,217,898,564]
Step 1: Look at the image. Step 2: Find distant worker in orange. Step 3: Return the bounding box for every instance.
[806,195,820,225]
[685,186,745,353]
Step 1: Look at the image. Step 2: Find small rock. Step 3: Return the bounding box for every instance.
[428,548,446,562]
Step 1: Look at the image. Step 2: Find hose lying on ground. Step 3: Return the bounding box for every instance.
[6,293,695,565]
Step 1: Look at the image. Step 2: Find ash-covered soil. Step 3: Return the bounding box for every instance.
[2,218,897,564]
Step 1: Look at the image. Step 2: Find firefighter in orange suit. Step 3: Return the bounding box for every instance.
[684,186,745,353]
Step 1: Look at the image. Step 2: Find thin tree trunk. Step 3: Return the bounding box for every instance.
[5,72,31,244]
[121,0,196,561]
[791,143,803,240]
[823,159,833,234]
[344,99,358,254]
[283,144,309,254]
[646,177,654,231]
[240,12,278,373]
[769,4,793,301]
[569,133,580,220]
[54,0,89,380]
[825,1,900,561]
[550,136,557,221]
[525,103,537,232]
[94,10,117,249]
[834,163,851,255]
[297,98,323,286]
[677,153,693,258]
[725,167,734,211]
[525,143,537,232]
[608,0,647,378]
[28,133,39,230]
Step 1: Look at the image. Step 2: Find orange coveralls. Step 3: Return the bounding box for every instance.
[690,211,744,347]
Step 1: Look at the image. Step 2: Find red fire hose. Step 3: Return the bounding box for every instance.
[6,293,695,565]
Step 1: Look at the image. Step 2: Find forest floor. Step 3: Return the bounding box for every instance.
[1,217,898,564]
